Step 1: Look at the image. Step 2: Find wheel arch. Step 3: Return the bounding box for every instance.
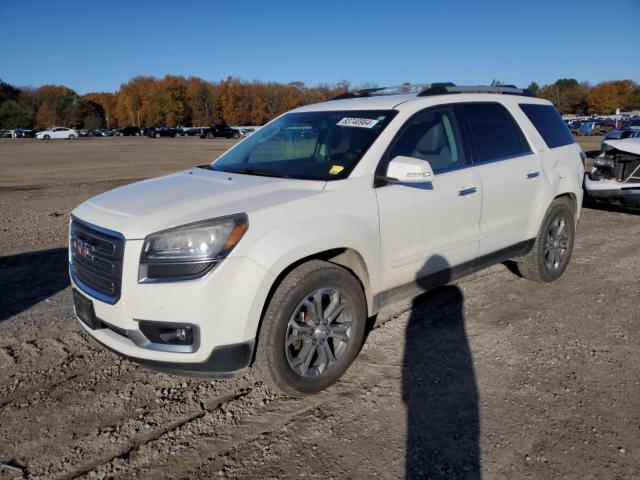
[248,248,373,367]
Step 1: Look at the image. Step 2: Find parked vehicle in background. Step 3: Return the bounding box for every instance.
[117,126,141,136]
[239,127,260,137]
[12,128,32,138]
[199,124,240,139]
[69,83,584,396]
[585,138,640,208]
[576,121,614,136]
[143,127,181,138]
[13,128,46,138]
[602,116,640,147]
[94,129,115,137]
[181,127,200,136]
[36,127,79,140]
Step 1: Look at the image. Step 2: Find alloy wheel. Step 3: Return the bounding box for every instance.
[545,216,569,270]
[285,288,353,377]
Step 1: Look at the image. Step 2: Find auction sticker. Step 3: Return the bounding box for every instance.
[336,117,379,128]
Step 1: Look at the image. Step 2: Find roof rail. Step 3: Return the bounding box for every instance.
[330,83,456,101]
[418,84,537,98]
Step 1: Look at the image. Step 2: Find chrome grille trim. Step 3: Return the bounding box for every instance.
[69,217,125,304]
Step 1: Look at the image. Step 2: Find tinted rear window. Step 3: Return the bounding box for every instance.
[519,104,574,148]
[458,103,531,163]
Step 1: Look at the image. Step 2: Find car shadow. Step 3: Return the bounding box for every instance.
[0,247,70,322]
[582,193,640,215]
[403,256,480,479]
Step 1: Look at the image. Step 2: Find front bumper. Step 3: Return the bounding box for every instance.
[71,238,275,373]
[584,176,640,207]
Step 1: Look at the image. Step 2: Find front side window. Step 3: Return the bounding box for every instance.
[385,106,466,174]
[210,110,397,181]
[458,103,531,163]
[519,103,574,148]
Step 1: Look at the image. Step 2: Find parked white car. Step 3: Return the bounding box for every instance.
[36,127,79,140]
[70,84,584,395]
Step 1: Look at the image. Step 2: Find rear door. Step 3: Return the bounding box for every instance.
[456,102,541,256]
[375,105,482,292]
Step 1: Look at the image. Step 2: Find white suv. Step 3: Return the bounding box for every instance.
[70,84,584,395]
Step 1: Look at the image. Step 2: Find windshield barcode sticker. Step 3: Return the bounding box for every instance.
[336,117,379,128]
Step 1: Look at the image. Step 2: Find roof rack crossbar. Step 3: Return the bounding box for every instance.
[418,85,537,98]
[330,83,456,101]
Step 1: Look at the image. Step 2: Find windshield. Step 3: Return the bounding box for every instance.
[209,110,397,180]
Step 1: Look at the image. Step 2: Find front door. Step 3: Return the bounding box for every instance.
[375,106,482,295]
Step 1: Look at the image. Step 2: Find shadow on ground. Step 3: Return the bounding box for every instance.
[0,247,70,322]
[582,193,640,215]
[403,256,480,479]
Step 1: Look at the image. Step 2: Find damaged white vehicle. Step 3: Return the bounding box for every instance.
[585,138,640,208]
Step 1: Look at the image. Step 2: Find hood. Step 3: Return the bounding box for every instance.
[603,138,640,156]
[73,167,326,239]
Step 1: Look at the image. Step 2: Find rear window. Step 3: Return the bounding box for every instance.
[519,104,575,148]
[458,103,531,163]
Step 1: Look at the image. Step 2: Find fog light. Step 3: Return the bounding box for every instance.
[139,321,197,347]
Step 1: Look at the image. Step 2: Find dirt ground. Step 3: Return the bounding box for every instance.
[1,136,639,479]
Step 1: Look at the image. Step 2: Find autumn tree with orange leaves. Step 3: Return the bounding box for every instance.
[2,76,640,130]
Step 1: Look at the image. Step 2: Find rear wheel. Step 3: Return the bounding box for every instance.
[255,260,367,396]
[155,132,160,138]
[206,132,214,139]
[514,199,576,282]
[68,134,76,140]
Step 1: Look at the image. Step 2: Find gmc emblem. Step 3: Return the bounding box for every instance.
[73,238,93,260]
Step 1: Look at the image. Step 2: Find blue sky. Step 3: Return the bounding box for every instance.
[1,0,639,94]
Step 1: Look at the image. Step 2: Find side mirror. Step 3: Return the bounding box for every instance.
[380,155,435,184]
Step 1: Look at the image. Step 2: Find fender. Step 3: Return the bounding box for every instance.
[526,148,584,238]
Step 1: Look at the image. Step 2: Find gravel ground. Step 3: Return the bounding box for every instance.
[1,135,638,479]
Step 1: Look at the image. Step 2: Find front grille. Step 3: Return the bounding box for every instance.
[70,217,124,303]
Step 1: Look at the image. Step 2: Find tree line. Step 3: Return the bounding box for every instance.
[0,76,349,130]
[528,79,640,115]
[1,76,639,130]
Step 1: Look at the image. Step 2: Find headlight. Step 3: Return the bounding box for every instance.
[139,213,248,281]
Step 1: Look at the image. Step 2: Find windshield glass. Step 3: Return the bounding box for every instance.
[209,110,397,180]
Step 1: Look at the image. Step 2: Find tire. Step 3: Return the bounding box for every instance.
[68,134,75,140]
[254,260,367,396]
[44,134,50,140]
[514,198,576,282]
[206,132,213,139]
[155,133,160,138]
[135,132,140,136]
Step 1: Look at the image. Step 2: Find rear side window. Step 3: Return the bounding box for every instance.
[458,103,531,163]
[519,104,575,148]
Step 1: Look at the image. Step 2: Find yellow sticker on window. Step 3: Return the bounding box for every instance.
[329,165,344,175]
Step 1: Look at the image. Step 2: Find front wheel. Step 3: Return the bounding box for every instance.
[254,260,367,396]
[206,132,213,139]
[514,199,576,282]
[44,134,50,140]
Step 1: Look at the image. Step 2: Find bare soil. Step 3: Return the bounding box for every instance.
[1,136,638,479]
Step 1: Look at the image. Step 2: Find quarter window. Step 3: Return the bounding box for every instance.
[386,106,465,174]
[519,103,575,148]
[458,103,531,163]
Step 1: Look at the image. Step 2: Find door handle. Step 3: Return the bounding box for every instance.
[526,171,540,179]
[458,186,478,196]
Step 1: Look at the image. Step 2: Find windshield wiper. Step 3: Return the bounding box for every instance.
[220,167,293,179]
